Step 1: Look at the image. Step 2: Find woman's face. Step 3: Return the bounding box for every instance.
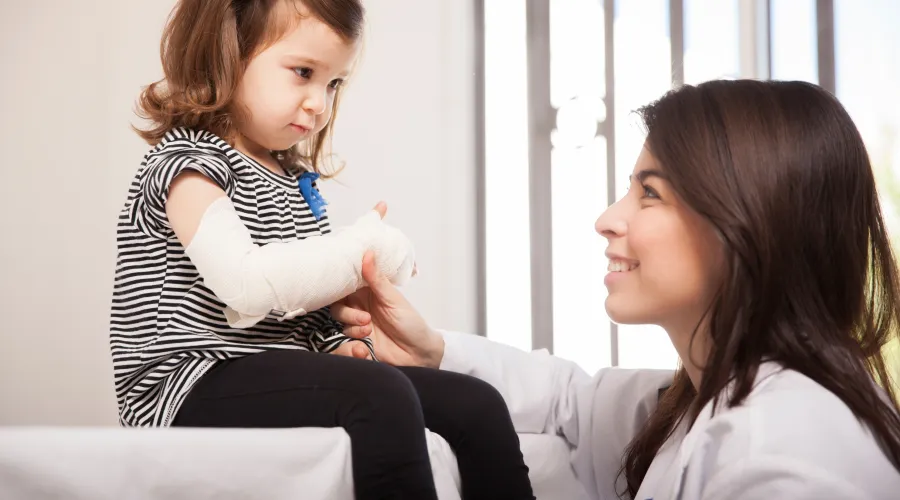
[595,146,725,337]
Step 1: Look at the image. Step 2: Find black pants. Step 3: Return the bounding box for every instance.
[172,350,535,500]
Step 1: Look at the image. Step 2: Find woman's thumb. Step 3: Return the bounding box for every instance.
[361,251,389,294]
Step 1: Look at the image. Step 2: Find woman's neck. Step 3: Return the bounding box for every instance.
[663,319,710,390]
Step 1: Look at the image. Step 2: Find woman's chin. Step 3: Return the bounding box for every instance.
[604,296,647,325]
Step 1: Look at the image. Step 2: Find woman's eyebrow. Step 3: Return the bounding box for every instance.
[630,169,667,183]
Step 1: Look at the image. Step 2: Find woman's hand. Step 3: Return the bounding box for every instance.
[332,252,445,368]
[329,340,373,360]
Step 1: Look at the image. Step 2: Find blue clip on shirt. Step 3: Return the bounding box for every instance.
[298,171,328,221]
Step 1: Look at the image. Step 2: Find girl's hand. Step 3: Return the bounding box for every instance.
[373,201,387,219]
[332,252,444,368]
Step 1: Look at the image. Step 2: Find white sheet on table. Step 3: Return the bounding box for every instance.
[0,427,587,500]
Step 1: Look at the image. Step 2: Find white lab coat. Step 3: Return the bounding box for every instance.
[438,330,900,500]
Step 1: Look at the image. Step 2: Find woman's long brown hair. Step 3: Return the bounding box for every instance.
[134,0,364,175]
[619,80,900,498]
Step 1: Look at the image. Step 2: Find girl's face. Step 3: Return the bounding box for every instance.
[595,146,725,341]
[234,5,360,157]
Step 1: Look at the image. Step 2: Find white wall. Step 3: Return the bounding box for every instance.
[328,1,479,334]
[0,0,478,426]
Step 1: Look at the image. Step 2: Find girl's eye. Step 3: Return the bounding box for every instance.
[294,67,313,79]
[328,79,344,90]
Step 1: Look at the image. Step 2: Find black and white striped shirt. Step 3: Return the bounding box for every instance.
[110,128,351,427]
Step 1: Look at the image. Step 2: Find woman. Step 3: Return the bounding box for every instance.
[335,80,900,499]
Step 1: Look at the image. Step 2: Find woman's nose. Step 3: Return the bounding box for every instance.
[595,199,628,239]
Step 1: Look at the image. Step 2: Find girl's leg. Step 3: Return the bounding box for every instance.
[398,366,536,500]
[173,350,438,500]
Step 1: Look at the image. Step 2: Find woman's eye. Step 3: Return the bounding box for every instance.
[642,184,660,199]
[294,67,313,79]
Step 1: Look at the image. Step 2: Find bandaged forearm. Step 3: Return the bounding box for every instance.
[185,197,415,329]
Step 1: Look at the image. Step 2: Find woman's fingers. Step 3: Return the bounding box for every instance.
[332,301,370,326]
[333,300,372,338]
[343,324,372,339]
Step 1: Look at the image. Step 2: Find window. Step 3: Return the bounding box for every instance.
[483,0,532,353]
[549,0,612,373]
[770,0,818,82]
[834,0,900,385]
[481,0,900,376]
[612,0,680,370]
[683,0,741,84]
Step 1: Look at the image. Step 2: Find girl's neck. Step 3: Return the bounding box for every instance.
[234,133,288,177]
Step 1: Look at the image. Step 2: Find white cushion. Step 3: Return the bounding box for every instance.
[0,427,587,499]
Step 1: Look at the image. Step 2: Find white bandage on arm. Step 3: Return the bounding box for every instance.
[185,197,416,329]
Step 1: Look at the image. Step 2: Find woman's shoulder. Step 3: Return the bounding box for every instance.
[743,363,851,411]
[710,364,873,450]
[697,363,899,493]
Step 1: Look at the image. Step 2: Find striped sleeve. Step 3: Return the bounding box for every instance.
[131,151,236,239]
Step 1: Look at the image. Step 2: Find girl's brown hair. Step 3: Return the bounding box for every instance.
[134,0,364,175]
[618,80,900,498]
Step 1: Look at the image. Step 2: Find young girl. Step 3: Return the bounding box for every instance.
[334,79,900,499]
[109,1,534,499]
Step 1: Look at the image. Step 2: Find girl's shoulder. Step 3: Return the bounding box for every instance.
[134,127,238,199]
[145,127,233,164]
